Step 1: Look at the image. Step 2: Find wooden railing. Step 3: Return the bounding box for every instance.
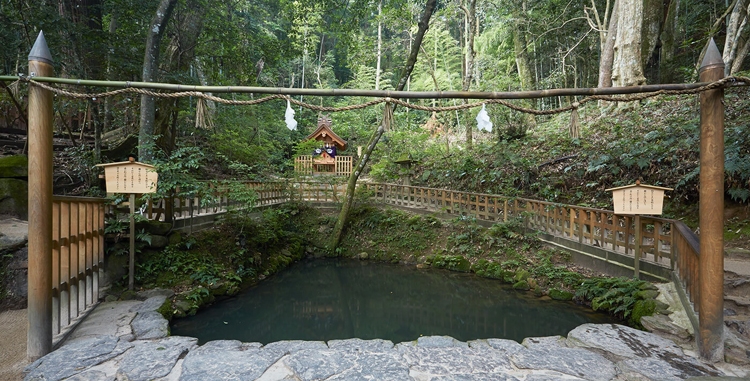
[145,181,347,224]
[51,196,106,340]
[362,183,676,269]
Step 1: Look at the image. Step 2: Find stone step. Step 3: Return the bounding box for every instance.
[724,271,750,298]
[724,295,750,317]
[724,313,750,340]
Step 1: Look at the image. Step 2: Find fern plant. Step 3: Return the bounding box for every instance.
[574,277,648,319]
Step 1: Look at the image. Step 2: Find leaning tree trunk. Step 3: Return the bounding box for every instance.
[612,0,646,87]
[138,0,178,162]
[328,0,438,251]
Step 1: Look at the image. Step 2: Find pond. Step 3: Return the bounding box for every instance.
[171,259,618,344]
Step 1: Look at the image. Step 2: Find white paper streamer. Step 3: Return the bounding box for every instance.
[476,104,492,132]
[285,100,298,131]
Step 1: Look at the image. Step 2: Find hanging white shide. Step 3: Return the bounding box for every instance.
[285,99,298,130]
[476,104,492,132]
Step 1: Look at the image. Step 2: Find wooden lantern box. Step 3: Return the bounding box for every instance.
[605,181,672,215]
[96,158,158,194]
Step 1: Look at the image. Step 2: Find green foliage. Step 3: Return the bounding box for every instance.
[445,216,483,257]
[574,277,654,321]
[427,255,471,272]
[61,145,103,196]
[342,206,437,256]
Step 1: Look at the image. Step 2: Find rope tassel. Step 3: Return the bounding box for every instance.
[569,102,580,139]
[195,97,215,130]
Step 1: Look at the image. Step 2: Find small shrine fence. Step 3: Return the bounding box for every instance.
[294,155,353,176]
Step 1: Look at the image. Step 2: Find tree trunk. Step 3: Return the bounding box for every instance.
[329,0,437,251]
[731,25,750,74]
[461,0,477,148]
[641,0,663,68]
[138,0,178,162]
[612,0,646,87]
[659,0,678,82]
[598,0,618,87]
[724,0,748,75]
[512,0,536,130]
[103,15,118,134]
[375,0,383,90]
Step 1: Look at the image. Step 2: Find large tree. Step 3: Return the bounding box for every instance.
[611,0,646,86]
[138,0,178,162]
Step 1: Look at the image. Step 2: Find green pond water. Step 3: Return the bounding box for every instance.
[170,258,617,344]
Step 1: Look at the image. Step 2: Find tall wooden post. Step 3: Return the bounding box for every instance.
[697,38,725,362]
[27,31,54,362]
[129,193,136,291]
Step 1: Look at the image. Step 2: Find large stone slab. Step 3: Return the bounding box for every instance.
[262,340,328,354]
[65,370,112,381]
[511,345,618,381]
[475,339,525,354]
[283,349,357,381]
[130,295,168,313]
[179,340,285,381]
[115,336,197,381]
[328,338,394,352]
[24,336,132,381]
[324,350,412,381]
[417,335,468,348]
[567,323,684,360]
[131,310,169,339]
[567,323,721,379]
[66,300,140,344]
[397,341,515,380]
[618,356,722,381]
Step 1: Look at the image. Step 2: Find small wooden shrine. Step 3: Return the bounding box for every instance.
[294,115,353,176]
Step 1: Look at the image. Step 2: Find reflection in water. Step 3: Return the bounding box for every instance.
[171,259,617,344]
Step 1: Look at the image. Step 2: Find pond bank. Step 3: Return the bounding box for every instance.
[23,292,749,381]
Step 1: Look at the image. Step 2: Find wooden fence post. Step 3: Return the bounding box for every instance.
[697,38,725,362]
[27,31,54,361]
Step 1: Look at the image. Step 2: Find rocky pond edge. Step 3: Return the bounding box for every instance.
[23,291,750,381]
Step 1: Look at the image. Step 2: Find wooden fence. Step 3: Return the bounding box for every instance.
[335,156,353,176]
[145,181,347,225]
[359,183,700,315]
[51,195,106,342]
[294,155,353,176]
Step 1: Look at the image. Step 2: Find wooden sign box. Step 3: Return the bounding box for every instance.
[96,159,158,194]
[605,181,672,215]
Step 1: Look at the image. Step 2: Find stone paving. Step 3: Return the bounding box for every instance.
[21,294,750,381]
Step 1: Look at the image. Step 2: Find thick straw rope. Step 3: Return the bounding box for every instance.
[16,75,750,116]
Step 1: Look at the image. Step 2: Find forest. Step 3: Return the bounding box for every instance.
[0,0,749,211]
